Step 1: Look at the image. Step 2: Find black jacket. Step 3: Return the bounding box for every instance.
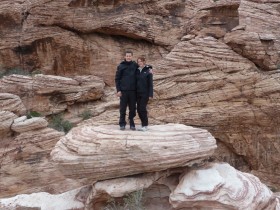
[136,65,153,97]
[115,60,138,92]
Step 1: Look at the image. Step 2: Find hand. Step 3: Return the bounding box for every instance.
[149,68,154,74]
[117,91,122,97]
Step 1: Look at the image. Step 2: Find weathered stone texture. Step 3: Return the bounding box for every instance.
[0,74,105,115]
[51,124,217,181]
[1,0,280,201]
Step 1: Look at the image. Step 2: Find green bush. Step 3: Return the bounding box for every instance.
[27,111,42,119]
[105,189,145,210]
[48,114,73,134]
[79,109,92,120]
[0,68,30,78]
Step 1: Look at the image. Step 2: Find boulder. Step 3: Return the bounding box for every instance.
[11,116,48,133]
[51,124,217,181]
[170,162,280,209]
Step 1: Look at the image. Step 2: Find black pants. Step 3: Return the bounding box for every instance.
[119,91,136,127]
[137,93,149,126]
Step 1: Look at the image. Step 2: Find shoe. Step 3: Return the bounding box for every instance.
[130,126,136,131]
[120,126,125,130]
[138,126,148,131]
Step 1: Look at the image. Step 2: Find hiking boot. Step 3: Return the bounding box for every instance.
[120,126,125,130]
[138,126,148,131]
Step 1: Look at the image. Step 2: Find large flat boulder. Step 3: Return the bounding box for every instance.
[51,124,217,182]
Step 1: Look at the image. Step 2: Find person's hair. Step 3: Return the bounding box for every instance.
[124,50,133,56]
[137,56,146,62]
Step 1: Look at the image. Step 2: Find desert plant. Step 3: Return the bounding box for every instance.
[104,189,145,210]
[26,110,42,119]
[0,68,30,78]
[79,109,92,120]
[31,69,43,75]
[48,114,73,133]
[104,199,125,210]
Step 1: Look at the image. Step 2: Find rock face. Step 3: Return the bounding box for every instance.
[0,115,84,198]
[151,34,280,179]
[0,93,26,116]
[1,0,280,201]
[51,124,217,181]
[4,162,276,210]
[0,74,105,115]
[0,111,17,137]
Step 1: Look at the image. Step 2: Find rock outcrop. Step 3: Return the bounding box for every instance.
[0,74,105,115]
[1,0,280,204]
[3,162,277,210]
[11,116,48,133]
[51,124,217,181]
[0,93,26,116]
[170,163,280,210]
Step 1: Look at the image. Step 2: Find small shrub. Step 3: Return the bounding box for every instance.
[0,68,30,78]
[124,189,145,210]
[48,114,73,134]
[27,111,42,119]
[104,199,125,210]
[104,189,145,210]
[31,69,43,75]
[79,109,92,120]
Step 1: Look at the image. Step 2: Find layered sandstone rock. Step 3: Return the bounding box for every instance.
[0,117,84,198]
[0,111,17,137]
[150,35,280,187]
[51,124,217,181]
[0,93,26,116]
[1,0,280,202]
[170,163,280,209]
[11,116,48,133]
[0,74,105,115]
[87,163,280,210]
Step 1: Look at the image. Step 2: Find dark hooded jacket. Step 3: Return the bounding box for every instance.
[136,65,153,97]
[115,60,138,92]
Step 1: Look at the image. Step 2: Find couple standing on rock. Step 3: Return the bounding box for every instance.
[115,50,153,131]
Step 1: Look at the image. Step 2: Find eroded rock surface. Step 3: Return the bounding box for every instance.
[11,116,48,133]
[170,163,280,210]
[51,124,217,181]
[0,127,65,197]
[0,93,26,116]
[0,74,105,115]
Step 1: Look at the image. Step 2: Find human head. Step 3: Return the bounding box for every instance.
[137,56,146,67]
[124,50,133,62]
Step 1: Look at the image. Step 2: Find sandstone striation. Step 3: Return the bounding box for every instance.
[0,111,17,137]
[1,0,280,204]
[0,74,105,115]
[0,93,26,116]
[151,35,280,187]
[11,116,48,133]
[170,162,280,210]
[51,124,217,181]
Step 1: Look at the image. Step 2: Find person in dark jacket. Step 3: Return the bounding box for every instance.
[115,51,138,130]
[136,57,153,131]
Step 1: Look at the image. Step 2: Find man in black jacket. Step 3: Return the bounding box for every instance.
[115,51,138,130]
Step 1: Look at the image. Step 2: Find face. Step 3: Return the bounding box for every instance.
[125,53,133,62]
[137,59,145,67]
